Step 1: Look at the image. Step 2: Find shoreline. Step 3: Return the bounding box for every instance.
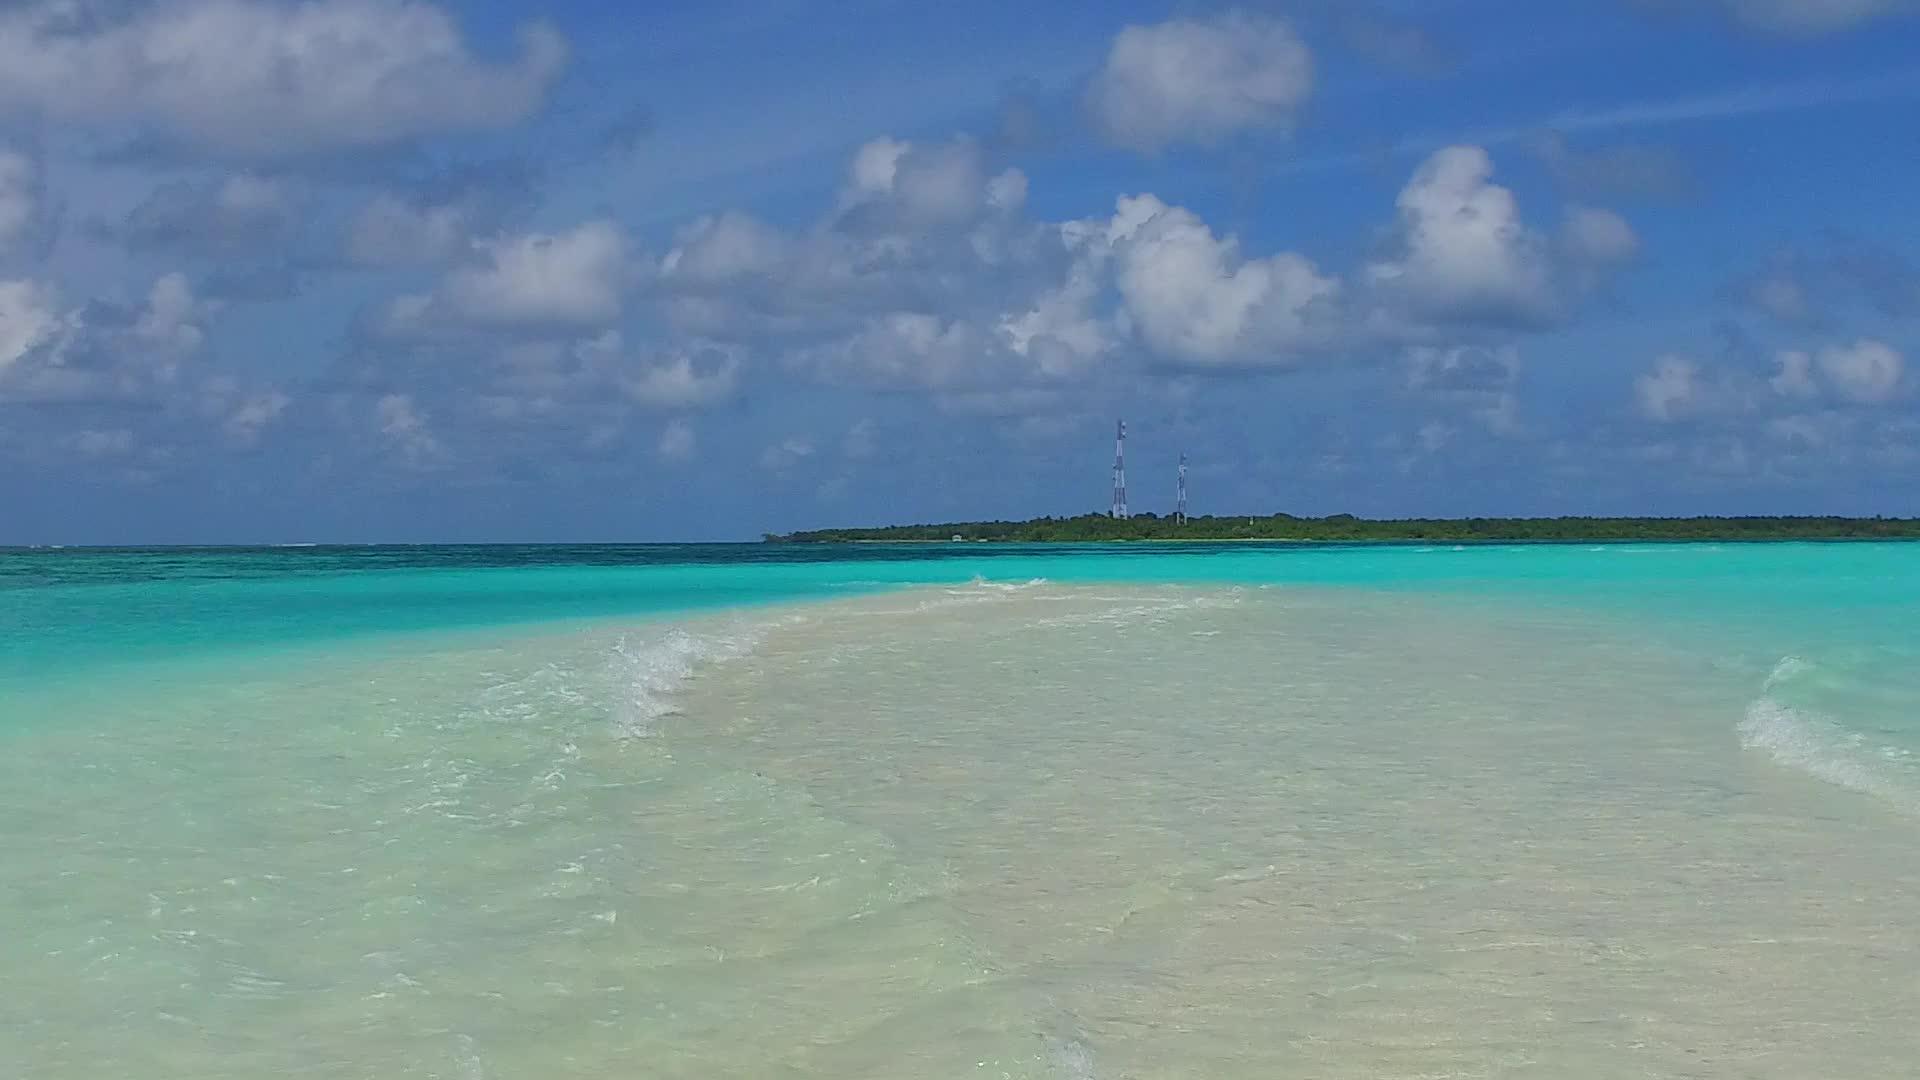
[804,535,1919,546]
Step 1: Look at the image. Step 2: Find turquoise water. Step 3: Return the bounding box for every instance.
[5,542,1920,1077]
[6,540,1916,674]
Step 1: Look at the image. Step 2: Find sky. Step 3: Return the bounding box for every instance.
[2,0,1919,543]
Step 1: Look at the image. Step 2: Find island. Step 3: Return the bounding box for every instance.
[767,513,1920,544]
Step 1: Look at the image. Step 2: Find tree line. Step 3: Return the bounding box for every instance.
[767,513,1920,544]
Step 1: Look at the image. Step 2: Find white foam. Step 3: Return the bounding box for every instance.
[608,624,763,737]
[1762,654,1814,692]
[951,575,1052,593]
[1046,1033,1099,1079]
[1739,696,1920,817]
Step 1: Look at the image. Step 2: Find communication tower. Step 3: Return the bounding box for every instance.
[1176,453,1189,525]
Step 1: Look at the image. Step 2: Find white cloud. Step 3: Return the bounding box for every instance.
[657,419,695,461]
[0,149,38,255]
[0,278,59,374]
[1,274,215,403]
[806,313,988,388]
[759,437,814,471]
[1635,354,1751,421]
[347,195,471,267]
[0,275,288,460]
[987,169,1028,212]
[134,273,208,355]
[659,212,790,283]
[837,137,1020,227]
[574,334,740,409]
[644,139,1628,412]
[1636,337,1902,428]
[1369,146,1557,326]
[375,392,446,468]
[220,388,290,442]
[1815,339,1903,403]
[1561,206,1641,265]
[388,220,627,332]
[1770,350,1820,398]
[1107,194,1340,364]
[1086,12,1314,152]
[0,0,567,155]
[847,138,909,201]
[999,261,1115,377]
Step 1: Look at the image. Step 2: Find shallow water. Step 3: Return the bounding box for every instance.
[4,544,1920,1077]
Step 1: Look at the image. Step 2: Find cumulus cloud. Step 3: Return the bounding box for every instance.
[346,161,540,268]
[386,221,627,333]
[654,135,1067,372]
[574,333,741,409]
[999,261,1114,377]
[1813,339,1903,403]
[837,136,1025,228]
[1368,146,1558,327]
[0,271,286,459]
[802,313,991,389]
[217,387,291,442]
[134,273,210,355]
[1637,338,1904,424]
[0,0,567,155]
[1085,12,1314,152]
[1769,349,1820,398]
[646,139,1628,399]
[1106,194,1340,364]
[0,278,60,375]
[375,392,446,469]
[1635,355,1750,421]
[659,211,791,284]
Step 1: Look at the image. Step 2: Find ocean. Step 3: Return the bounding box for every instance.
[3,542,1919,1078]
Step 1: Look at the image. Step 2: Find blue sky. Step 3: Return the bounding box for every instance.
[3,0,1919,543]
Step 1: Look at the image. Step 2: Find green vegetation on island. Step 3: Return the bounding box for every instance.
[768,513,1920,544]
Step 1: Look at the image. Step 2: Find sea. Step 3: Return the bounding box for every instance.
[4,541,1919,1078]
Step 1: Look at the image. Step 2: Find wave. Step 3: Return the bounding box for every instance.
[1761,654,1814,692]
[949,575,1052,593]
[608,624,764,737]
[1740,656,1920,817]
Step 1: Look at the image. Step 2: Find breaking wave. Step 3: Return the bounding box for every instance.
[1739,656,1920,817]
[608,624,765,737]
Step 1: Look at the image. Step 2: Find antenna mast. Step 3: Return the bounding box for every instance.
[1110,420,1129,520]
[1176,453,1188,525]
